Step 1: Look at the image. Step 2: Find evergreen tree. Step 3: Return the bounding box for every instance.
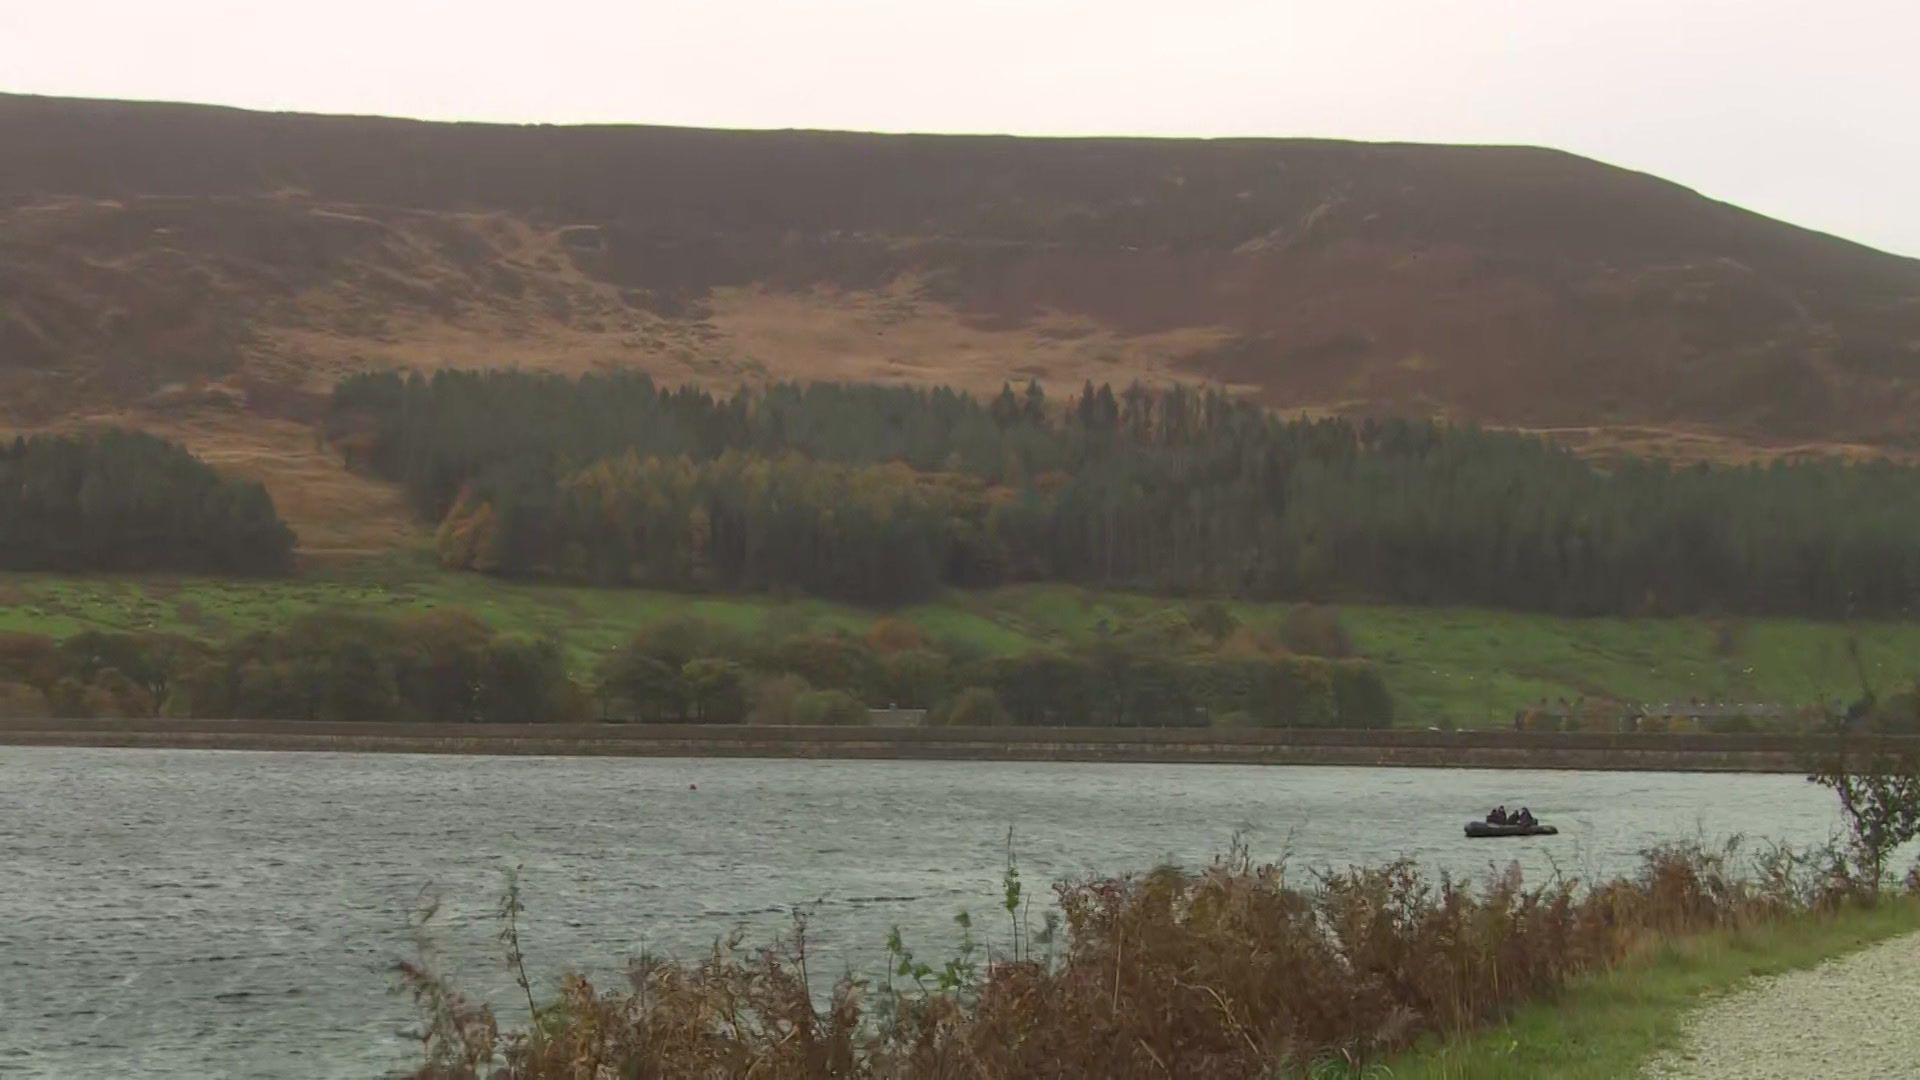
[0,431,294,574]
[325,371,1920,617]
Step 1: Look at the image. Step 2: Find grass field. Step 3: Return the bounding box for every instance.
[4,558,1916,727]
[1384,897,1920,1079]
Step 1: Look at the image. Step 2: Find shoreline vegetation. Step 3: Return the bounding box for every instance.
[395,755,1918,1078]
[6,567,1920,732]
[400,830,1920,1079]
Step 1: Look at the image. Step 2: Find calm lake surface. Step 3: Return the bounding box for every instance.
[0,748,1847,1078]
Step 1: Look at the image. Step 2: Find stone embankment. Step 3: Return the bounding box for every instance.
[2,718,1912,771]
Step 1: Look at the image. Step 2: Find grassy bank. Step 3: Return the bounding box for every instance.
[5,556,1918,727]
[1386,896,1920,1079]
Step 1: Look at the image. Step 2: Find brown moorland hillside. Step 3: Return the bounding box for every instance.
[4,93,1919,546]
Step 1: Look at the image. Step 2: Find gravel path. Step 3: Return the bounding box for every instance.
[1643,930,1920,1079]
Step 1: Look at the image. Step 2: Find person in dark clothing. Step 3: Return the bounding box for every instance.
[1487,805,1509,825]
[1515,807,1537,827]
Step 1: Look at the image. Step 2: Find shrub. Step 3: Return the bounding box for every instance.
[1869,685,1920,734]
[392,611,495,723]
[929,686,1010,727]
[1809,748,1920,889]
[1516,706,1564,732]
[0,632,59,688]
[0,679,51,719]
[1096,650,1201,727]
[1113,608,1201,653]
[791,689,869,726]
[1271,658,1339,727]
[58,632,208,717]
[1188,656,1338,727]
[746,673,812,725]
[479,638,580,724]
[403,840,1877,1079]
[620,617,744,672]
[1277,603,1355,658]
[87,668,157,719]
[595,653,683,723]
[772,633,879,697]
[1329,659,1394,728]
[864,617,929,655]
[679,658,746,724]
[1188,600,1240,643]
[175,612,578,723]
[49,677,129,719]
[975,652,1100,725]
[875,649,951,709]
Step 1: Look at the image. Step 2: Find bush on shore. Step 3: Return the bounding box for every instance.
[593,613,1394,729]
[790,689,869,726]
[1,603,1395,727]
[0,614,582,723]
[0,679,52,718]
[927,686,1011,727]
[401,837,1899,1079]
[193,611,582,724]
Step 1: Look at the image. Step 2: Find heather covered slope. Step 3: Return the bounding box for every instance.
[4,92,1920,469]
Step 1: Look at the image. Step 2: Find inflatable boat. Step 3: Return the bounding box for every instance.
[1465,820,1558,838]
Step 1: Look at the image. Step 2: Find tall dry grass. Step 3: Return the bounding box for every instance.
[399,836,1886,1079]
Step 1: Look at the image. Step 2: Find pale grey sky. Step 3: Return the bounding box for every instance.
[3,0,1915,255]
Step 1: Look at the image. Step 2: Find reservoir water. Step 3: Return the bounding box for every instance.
[0,748,1847,1078]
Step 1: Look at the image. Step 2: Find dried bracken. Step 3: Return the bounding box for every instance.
[402,837,1890,1080]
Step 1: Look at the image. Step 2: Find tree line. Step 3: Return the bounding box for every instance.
[591,607,1392,729]
[326,371,1920,616]
[1,430,294,574]
[0,603,1394,730]
[0,613,574,724]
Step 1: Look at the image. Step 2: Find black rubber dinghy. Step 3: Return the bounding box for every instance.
[1464,821,1558,838]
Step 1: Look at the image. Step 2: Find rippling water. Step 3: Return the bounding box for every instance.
[0,748,1846,1077]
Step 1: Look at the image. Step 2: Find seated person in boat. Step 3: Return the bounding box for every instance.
[1487,806,1509,824]
[1514,807,1537,827]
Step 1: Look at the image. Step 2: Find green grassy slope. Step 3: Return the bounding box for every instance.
[3,560,1915,726]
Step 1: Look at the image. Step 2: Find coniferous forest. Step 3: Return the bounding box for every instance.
[0,431,294,574]
[325,371,1920,616]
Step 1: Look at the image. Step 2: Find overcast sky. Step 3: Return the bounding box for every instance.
[3,0,1915,256]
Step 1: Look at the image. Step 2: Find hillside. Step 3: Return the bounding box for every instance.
[5,93,1920,546]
